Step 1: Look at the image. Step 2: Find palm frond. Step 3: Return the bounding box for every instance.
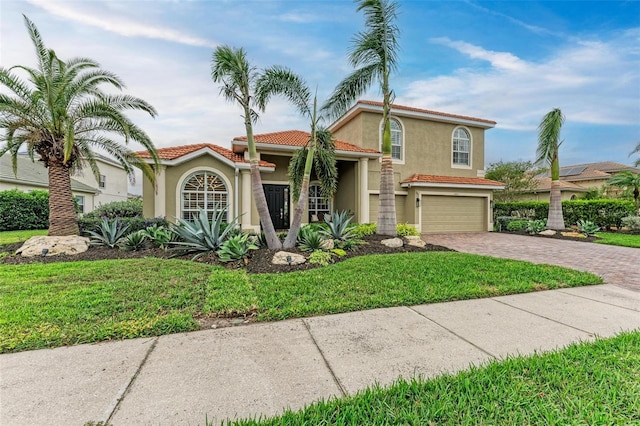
[536,108,564,166]
[255,65,311,118]
[288,147,308,202]
[321,63,379,120]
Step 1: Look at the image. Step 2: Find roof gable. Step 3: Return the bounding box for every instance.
[135,143,275,168]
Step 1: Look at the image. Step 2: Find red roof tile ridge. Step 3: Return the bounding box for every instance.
[356,100,497,125]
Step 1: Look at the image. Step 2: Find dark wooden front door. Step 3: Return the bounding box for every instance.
[263,184,290,230]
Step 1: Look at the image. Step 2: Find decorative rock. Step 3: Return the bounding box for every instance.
[320,239,334,250]
[539,230,557,236]
[404,236,426,248]
[561,231,586,238]
[272,251,307,265]
[381,237,403,248]
[16,235,90,257]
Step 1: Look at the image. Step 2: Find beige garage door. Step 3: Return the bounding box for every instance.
[421,196,485,232]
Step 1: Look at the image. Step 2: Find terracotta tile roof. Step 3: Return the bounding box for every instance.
[538,161,639,182]
[135,143,275,168]
[533,177,588,192]
[356,100,497,125]
[233,130,380,154]
[401,173,504,187]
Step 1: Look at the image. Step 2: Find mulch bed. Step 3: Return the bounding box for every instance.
[0,234,453,273]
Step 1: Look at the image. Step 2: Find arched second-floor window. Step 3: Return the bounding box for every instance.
[452,127,471,167]
[380,117,403,161]
[181,171,229,221]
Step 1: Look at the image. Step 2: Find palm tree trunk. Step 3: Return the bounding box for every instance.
[547,179,565,230]
[377,154,397,235]
[250,163,281,249]
[283,142,315,249]
[47,161,79,236]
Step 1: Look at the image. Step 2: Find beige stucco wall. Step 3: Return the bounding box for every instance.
[332,111,487,193]
[73,159,128,206]
[334,161,357,214]
[568,179,607,190]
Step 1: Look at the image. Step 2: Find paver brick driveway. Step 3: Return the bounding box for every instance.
[424,233,639,292]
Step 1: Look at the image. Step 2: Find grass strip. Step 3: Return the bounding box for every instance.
[0,229,47,245]
[222,331,640,425]
[0,252,601,353]
[595,232,640,248]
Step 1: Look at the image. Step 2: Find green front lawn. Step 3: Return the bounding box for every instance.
[222,331,640,425]
[0,229,47,245]
[0,252,601,353]
[596,232,640,248]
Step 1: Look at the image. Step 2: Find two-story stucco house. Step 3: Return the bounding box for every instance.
[0,153,129,213]
[139,101,503,233]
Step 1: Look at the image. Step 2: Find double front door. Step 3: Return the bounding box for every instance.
[263,184,289,230]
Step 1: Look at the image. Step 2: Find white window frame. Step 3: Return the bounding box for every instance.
[451,126,472,169]
[379,116,405,164]
[180,170,230,222]
[75,195,85,214]
[308,183,331,222]
[99,174,106,188]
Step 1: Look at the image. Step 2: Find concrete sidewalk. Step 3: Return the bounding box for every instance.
[2,284,639,426]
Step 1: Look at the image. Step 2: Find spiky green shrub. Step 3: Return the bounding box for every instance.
[308,250,333,266]
[171,208,239,259]
[621,216,640,232]
[120,230,148,251]
[87,218,131,248]
[396,223,420,236]
[577,219,600,237]
[297,226,324,252]
[217,233,258,263]
[526,219,547,235]
[142,223,173,249]
[321,210,356,241]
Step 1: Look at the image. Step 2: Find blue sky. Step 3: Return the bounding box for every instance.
[2,0,639,179]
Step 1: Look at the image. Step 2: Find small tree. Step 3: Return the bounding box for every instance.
[536,108,566,230]
[631,142,640,167]
[485,160,542,202]
[608,171,640,214]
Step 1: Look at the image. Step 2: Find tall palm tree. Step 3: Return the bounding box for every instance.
[323,0,400,236]
[255,67,337,248]
[211,46,287,249]
[536,108,566,230]
[608,171,640,214]
[631,142,640,167]
[0,16,159,236]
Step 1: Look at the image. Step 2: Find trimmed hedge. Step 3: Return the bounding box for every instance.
[82,199,143,219]
[0,189,49,231]
[495,200,635,229]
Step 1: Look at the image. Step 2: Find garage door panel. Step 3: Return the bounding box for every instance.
[422,196,485,232]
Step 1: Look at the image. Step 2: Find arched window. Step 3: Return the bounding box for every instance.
[181,171,228,221]
[380,117,403,161]
[308,184,330,222]
[452,128,471,167]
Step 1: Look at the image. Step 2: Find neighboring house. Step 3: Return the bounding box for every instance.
[139,100,503,233]
[519,161,640,201]
[0,153,128,213]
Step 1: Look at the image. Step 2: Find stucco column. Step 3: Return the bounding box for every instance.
[154,165,166,218]
[359,157,369,223]
[240,169,252,230]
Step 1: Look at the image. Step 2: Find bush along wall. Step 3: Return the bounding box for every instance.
[495,200,636,230]
[0,189,49,231]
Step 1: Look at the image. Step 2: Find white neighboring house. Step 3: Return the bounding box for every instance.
[0,153,128,214]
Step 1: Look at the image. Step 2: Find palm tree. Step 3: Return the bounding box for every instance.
[536,108,566,230]
[211,46,287,249]
[255,67,337,248]
[0,16,159,236]
[631,142,640,167]
[323,0,400,236]
[608,171,640,214]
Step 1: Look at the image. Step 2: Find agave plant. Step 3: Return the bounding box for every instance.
[320,210,356,241]
[577,219,600,237]
[86,218,131,248]
[142,223,173,250]
[297,226,324,252]
[171,208,239,259]
[120,230,148,251]
[217,233,258,264]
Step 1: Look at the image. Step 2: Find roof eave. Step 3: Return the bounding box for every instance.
[401,182,505,190]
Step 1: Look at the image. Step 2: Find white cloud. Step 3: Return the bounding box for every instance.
[27,0,217,48]
[401,31,640,132]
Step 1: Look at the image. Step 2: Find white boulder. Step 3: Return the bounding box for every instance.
[272,251,307,265]
[16,235,90,257]
[404,236,426,248]
[381,237,403,248]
